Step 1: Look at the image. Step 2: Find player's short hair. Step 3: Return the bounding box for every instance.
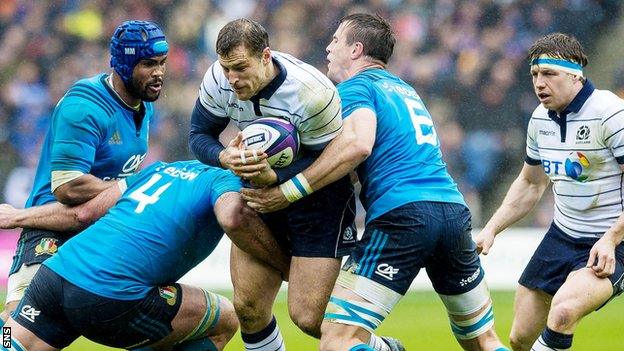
[339,13,395,64]
[528,32,588,67]
[216,18,269,58]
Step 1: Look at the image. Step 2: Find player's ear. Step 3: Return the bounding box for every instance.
[352,42,364,59]
[262,47,271,64]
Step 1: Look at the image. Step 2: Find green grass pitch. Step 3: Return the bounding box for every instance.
[2,291,623,350]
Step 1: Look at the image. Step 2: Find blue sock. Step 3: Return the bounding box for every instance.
[494,348,510,351]
[173,337,218,351]
[541,327,573,349]
[0,318,4,328]
[349,344,375,351]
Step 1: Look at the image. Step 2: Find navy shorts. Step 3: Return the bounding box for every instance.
[261,175,356,258]
[9,228,76,275]
[344,201,483,295]
[519,223,624,299]
[12,265,182,349]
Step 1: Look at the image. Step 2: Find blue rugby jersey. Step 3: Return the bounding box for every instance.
[337,69,465,223]
[44,160,242,300]
[26,73,152,207]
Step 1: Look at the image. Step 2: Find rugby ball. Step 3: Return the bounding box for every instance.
[241,117,300,168]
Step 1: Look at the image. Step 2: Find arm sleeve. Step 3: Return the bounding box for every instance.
[209,170,243,206]
[273,147,322,184]
[525,118,541,164]
[50,106,105,173]
[297,87,343,150]
[601,106,624,164]
[339,80,375,119]
[188,98,230,167]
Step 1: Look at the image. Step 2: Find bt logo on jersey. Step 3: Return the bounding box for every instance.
[541,159,563,175]
[541,152,590,182]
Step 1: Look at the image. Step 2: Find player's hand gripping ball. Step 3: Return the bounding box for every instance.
[241,117,300,168]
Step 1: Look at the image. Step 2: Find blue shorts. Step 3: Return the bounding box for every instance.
[519,223,624,300]
[9,228,76,275]
[261,175,356,258]
[344,201,483,295]
[12,265,182,349]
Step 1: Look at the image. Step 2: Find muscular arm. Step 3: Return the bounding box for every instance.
[302,109,376,191]
[188,98,229,167]
[3,183,122,232]
[54,174,117,206]
[482,163,550,235]
[599,164,624,245]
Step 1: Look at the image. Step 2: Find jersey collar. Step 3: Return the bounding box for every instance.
[252,57,287,101]
[101,74,146,114]
[546,79,594,143]
[547,79,594,120]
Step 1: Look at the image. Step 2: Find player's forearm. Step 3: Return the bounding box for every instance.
[189,99,228,167]
[54,174,114,205]
[10,202,83,232]
[303,130,369,191]
[603,214,624,245]
[483,175,547,235]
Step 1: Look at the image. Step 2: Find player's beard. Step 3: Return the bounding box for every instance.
[125,78,161,102]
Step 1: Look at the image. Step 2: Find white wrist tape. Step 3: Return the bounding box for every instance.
[279,173,314,203]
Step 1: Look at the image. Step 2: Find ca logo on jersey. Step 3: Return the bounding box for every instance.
[19,305,41,323]
[122,154,146,174]
[375,263,399,280]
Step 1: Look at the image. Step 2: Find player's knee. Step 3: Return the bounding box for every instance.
[215,297,239,341]
[232,292,267,327]
[289,305,322,337]
[217,197,246,234]
[509,329,535,351]
[547,300,579,331]
[441,280,496,341]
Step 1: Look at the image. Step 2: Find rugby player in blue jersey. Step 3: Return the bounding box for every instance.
[476,33,624,351]
[1,20,168,324]
[3,160,288,351]
[242,14,508,351]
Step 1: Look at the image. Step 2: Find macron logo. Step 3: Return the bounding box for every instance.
[19,305,41,323]
[125,48,135,55]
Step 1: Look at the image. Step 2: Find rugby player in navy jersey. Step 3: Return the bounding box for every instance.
[242,14,508,351]
[0,20,168,324]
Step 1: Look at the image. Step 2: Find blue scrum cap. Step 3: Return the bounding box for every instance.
[110,20,168,84]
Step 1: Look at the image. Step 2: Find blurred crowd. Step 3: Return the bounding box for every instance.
[0,0,622,226]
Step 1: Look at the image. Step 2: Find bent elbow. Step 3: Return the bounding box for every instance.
[54,190,81,206]
[352,140,372,162]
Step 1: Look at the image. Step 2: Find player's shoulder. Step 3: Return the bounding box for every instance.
[529,104,549,120]
[60,73,116,119]
[587,88,624,119]
[274,51,334,92]
[201,61,231,92]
